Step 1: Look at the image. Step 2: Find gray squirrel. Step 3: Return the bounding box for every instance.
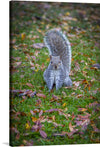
[43,29,72,91]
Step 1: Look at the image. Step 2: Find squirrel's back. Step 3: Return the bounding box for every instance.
[44,29,71,73]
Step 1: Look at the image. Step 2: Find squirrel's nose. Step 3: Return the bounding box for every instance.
[55,65,57,69]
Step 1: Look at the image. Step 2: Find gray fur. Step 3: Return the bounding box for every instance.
[43,29,72,91]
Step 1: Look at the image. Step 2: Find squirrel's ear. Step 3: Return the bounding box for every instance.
[50,55,52,59]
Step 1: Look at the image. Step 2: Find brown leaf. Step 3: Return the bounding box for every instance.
[36,93,46,98]
[30,61,34,67]
[30,110,36,116]
[58,109,70,119]
[26,83,34,88]
[88,101,98,108]
[10,38,16,44]
[45,108,59,113]
[69,122,74,132]
[66,129,79,137]
[78,108,87,112]
[39,130,47,138]
[73,81,80,87]
[76,94,83,98]
[15,133,20,140]
[34,50,40,57]
[31,117,38,122]
[11,127,19,134]
[39,110,43,117]
[12,57,21,61]
[74,62,80,71]
[27,91,36,98]
[41,63,46,70]
[53,132,66,137]
[21,33,26,40]
[20,112,27,116]
[92,63,100,69]
[14,61,22,69]
[32,43,45,49]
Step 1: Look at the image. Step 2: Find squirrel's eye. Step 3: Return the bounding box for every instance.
[59,61,61,64]
[51,61,53,64]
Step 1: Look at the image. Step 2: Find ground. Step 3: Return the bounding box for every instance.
[10,2,100,146]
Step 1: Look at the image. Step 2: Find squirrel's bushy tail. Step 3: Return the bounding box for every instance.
[44,29,71,73]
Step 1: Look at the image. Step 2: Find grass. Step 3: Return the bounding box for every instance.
[10,1,100,146]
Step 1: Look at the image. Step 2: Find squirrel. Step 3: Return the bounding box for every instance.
[43,29,72,91]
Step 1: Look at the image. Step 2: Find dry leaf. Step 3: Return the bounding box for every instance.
[62,103,66,107]
[33,43,45,49]
[25,123,30,129]
[36,93,46,98]
[39,130,47,138]
[30,61,34,67]
[73,81,80,87]
[26,83,34,88]
[78,108,87,112]
[21,33,26,40]
[31,117,38,122]
[69,122,74,132]
[39,110,43,117]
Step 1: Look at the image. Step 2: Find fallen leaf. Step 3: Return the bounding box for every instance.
[58,109,70,119]
[73,81,80,87]
[69,122,74,132]
[74,120,83,126]
[34,50,40,57]
[82,79,88,84]
[45,108,59,113]
[31,121,42,132]
[31,117,38,122]
[21,33,26,40]
[63,16,77,21]
[30,110,36,116]
[14,61,22,68]
[32,43,45,49]
[39,130,47,138]
[11,127,19,134]
[25,123,30,129]
[41,63,46,70]
[65,12,70,16]
[62,103,66,107]
[53,132,66,137]
[46,120,63,127]
[26,140,34,146]
[10,38,16,44]
[78,108,87,112]
[66,129,79,137]
[88,101,98,108]
[74,62,80,71]
[27,91,37,97]
[76,94,83,98]
[35,99,42,106]
[52,95,59,100]
[20,112,27,116]
[52,115,56,121]
[30,61,34,67]
[92,63,100,69]
[26,83,34,88]
[36,93,46,98]
[12,57,21,61]
[15,133,20,140]
[39,110,43,117]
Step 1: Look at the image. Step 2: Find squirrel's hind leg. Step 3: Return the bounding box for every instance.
[64,76,72,87]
